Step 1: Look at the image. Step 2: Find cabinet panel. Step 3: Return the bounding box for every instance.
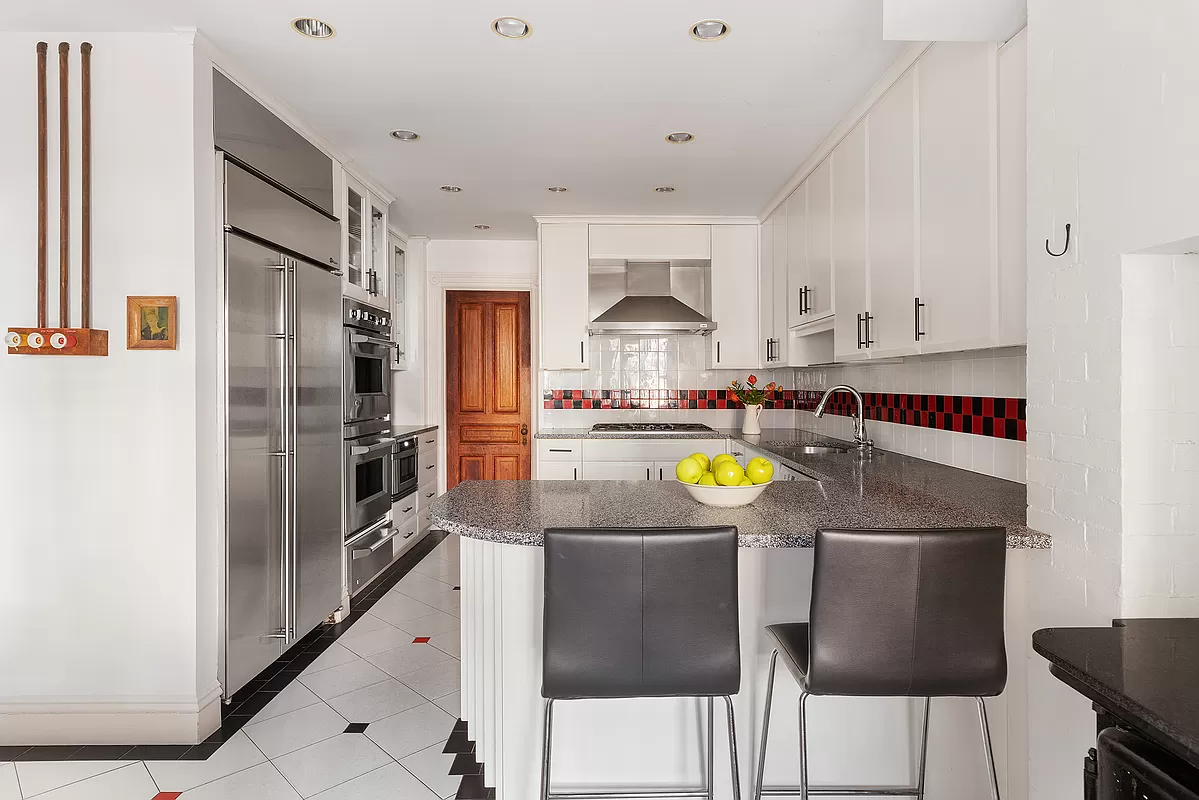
[581,460,655,480]
[918,43,997,353]
[997,31,1027,347]
[708,225,760,370]
[538,461,580,480]
[757,215,774,368]
[772,200,790,364]
[540,223,591,369]
[588,225,710,261]
[537,439,584,461]
[343,175,389,309]
[806,160,834,322]
[787,184,808,329]
[832,123,871,362]
[868,70,920,358]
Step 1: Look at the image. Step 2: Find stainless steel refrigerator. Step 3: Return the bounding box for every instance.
[222,158,343,696]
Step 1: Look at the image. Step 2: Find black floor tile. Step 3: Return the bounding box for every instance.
[181,741,225,760]
[123,744,193,761]
[0,746,31,761]
[444,728,472,754]
[344,722,370,733]
[228,689,281,717]
[456,774,490,800]
[70,745,135,760]
[450,752,484,776]
[453,718,468,735]
[15,746,82,761]
[204,715,255,745]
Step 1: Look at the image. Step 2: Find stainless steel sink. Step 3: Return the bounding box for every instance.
[785,445,850,455]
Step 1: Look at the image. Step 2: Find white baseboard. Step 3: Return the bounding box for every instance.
[0,685,223,745]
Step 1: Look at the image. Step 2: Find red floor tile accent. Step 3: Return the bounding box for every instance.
[413,636,431,644]
[153,793,183,800]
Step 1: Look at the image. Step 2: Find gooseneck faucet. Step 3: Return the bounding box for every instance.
[814,384,873,450]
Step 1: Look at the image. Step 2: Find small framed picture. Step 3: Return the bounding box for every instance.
[126,296,178,350]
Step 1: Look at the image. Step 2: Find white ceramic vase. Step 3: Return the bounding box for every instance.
[741,403,763,436]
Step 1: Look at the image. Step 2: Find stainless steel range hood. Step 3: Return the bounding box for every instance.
[587,261,717,335]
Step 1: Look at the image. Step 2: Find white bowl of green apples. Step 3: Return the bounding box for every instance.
[675,452,774,508]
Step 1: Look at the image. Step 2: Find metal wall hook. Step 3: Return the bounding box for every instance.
[1046,223,1071,257]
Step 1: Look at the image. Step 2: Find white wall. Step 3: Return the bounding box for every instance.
[427,239,537,277]
[0,32,220,743]
[1026,2,1199,797]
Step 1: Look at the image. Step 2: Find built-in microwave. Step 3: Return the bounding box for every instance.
[343,299,393,424]
[391,436,418,501]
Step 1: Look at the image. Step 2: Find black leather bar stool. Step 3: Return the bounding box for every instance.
[753,527,1007,800]
[541,526,743,800]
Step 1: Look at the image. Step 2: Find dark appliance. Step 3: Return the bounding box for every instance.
[590,422,717,433]
[391,436,418,501]
[1098,727,1199,800]
[343,298,393,424]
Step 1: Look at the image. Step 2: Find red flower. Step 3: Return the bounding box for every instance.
[729,391,739,403]
[747,375,757,386]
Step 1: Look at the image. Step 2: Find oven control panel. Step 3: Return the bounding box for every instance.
[343,298,390,337]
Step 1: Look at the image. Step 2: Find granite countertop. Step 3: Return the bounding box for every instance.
[536,427,727,440]
[1034,619,1199,767]
[393,423,439,439]
[431,426,1048,549]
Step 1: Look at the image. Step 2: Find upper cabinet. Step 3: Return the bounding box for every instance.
[709,225,760,370]
[390,233,408,370]
[343,173,391,309]
[996,31,1028,347]
[831,122,871,363]
[804,161,834,324]
[588,225,711,261]
[540,222,591,370]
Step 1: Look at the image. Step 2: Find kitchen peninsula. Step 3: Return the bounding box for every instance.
[430,429,1048,800]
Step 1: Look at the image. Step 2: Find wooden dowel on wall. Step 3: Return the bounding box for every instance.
[58,42,70,329]
[36,42,48,328]
[81,42,92,329]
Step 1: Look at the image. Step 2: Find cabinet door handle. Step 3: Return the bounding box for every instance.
[865,313,875,348]
[914,297,925,341]
[549,448,573,453]
[716,341,721,363]
[573,467,577,480]
[856,314,864,349]
[806,286,812,315]
[659,467,663,480]
[646,467,651,480]
[580,341,585,363]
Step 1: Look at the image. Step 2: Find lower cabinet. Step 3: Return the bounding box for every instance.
[582,460,655,480]
[539,461,581,480]
[537,438,732,480]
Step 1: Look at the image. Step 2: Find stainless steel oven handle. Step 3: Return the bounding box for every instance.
[350,437,396,456]
[351,527,396,559]
[350,332,397,349]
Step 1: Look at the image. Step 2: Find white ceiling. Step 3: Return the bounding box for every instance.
[8,1,906,240]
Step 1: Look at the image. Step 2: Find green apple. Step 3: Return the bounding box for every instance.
[738,476,754,486]
[747,457,767,469]
[714,461,746,486]
[712,453,737,468]
[698,472,719,486]
[689,453,712,472]
[675,457,704,484]
[746,459,774,484]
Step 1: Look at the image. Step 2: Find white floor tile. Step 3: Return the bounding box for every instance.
[393,612,460,639]
[306,763,440,800]
[0,764,21,800]
[367,643,455,680]
[393,573,455,599]
[298,659,391,701]
[301,643,361,677]
[428,632,460,658]
[412,561,456,582]
[325,678,426,724]
[251,682,323,723]
[243,702,348,759]
[365,703,457,760]
[338,622,419,659]
[271,734,391,798]
[369,594,441,628]
[432,691,461,719]
[145,731,266,793]
[345,613,393,635]
[34,763,158,800]
[402,589,460,614]
[15,761,135,798]
[399,742,460,799]
[397,660,461,701]
[179,761,301,800]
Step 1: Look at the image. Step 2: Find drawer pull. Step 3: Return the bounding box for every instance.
[404,531,416,539]
[425,438,435,444]
[426,491,435,498]
[425,464,435,470]
[402,506,414,514]
[549,448,573,453]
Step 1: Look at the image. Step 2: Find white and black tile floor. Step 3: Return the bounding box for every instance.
[0,533,491,800]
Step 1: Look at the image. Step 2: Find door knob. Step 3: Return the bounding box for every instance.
[521,424,528,446]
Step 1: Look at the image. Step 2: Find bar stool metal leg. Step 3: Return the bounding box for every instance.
[541,698,556,800]
[798,692,811,800]
[915,698,931,800]
[753,651,779,800]
[724,695,743,800]
[707,697,716,800]
[976,697,1001,800]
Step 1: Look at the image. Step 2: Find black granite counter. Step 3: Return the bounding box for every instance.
[1034,619,1199,766]
[393,423,439,439]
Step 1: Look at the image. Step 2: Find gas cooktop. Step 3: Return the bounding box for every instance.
[590,423,717,433]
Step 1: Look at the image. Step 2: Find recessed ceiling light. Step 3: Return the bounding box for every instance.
[492,17,531,39]
[654,186,676,193]
[292,18,336,39]
[474,224,491,230]
[547,186,569,193]
[666,132,695,144]
[690,20,730,41]
[389,129,420,142]
[440,185,463,193]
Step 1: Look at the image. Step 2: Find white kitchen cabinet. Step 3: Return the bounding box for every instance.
[582,460,655,480]
[390,231,408,369]
[918,43,997,354]
[996,31,1027,347]
[759,204,788,366]
[588,225,710,261]
[757,213,775,368]
[708,225,760,370]
[786,183,808,329]
[771,200,790,365]
[343,173,390,309]
[540,222,591,369]
[867,70,920,359]
[538,461,581,480]
[832,122,871,363]
[804,160,834,324]
[652,462,679,482]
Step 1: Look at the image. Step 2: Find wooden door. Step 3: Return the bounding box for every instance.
[446,291,531,488]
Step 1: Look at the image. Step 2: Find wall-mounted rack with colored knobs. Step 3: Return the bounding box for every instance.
[7,42,108,357]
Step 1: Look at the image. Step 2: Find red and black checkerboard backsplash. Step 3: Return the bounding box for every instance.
[543,389,1026,442]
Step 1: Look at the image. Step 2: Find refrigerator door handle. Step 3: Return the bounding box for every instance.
[287,257,300,641]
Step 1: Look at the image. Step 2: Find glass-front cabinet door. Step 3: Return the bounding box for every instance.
[391,237,407,370]
[343,173,390,308]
